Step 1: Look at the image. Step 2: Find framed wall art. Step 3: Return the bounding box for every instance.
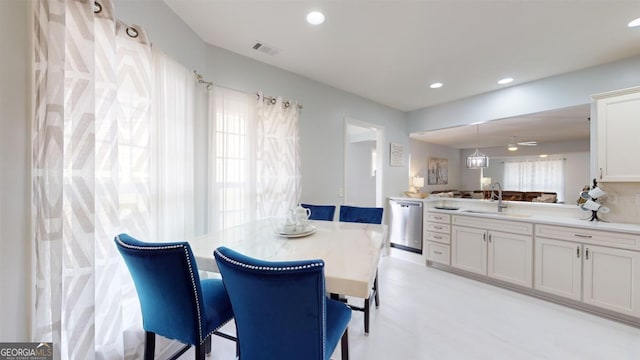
[389,143,404,167]
[428,157,448,185]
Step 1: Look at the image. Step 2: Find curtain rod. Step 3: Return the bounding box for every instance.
[257,93,303,110]
[194,71,212,89]
[193,72,303,110]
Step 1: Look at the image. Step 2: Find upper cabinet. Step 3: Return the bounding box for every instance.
[593,86,640,182]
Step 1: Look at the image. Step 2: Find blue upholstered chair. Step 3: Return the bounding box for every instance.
[301,203,336,221]
[214,246,352,360]
[338,205,384,335]
[339,205,383,224]
[115,234,235,360]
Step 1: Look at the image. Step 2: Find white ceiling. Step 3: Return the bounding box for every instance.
[164,0,640,113]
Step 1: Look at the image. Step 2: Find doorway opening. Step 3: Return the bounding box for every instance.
[344,117,384,207]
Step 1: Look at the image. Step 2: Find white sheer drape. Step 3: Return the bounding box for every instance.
[503,157,565,201]
[32,1,198,358]
[208,86,255,231]
[208,88,300,232]
[152,49,196,242]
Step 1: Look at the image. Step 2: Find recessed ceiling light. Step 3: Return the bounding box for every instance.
[629,17,640,28]
[539,154,548,158]
[498,78,514,85]
[306,11,325,25]
[429,82,443,89]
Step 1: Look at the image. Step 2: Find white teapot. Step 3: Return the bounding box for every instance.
[290,204,311,228]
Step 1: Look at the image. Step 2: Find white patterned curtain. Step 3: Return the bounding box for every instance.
[503,157,565,202]
[32,1,196,358]
[208,89,300,231]
[256,92,300,218]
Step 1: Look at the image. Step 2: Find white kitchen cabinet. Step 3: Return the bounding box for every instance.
[451,225,487,275]
[593,86,640,182]
[425,212,451,265]
[487,231,533,287]
[535,224,640,317]
[534,237,582,301]
[583,244,640,317]
[451,215,533,287]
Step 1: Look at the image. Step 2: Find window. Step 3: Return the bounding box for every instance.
[209,87,255,231]
[503,158,565,202]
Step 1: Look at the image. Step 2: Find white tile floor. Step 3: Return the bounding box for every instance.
[185,249,640,359]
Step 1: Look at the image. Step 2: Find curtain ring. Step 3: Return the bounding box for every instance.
[126,27,139,38]
[270,98,277,105]
[284,101,290,108]
[93,1,102,13]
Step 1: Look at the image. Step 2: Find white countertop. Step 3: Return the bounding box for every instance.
[390,196,640,235]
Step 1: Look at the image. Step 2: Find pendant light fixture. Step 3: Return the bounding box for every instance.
[466,124,489,169]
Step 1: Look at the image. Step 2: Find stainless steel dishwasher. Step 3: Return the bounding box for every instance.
[389,199,423,254]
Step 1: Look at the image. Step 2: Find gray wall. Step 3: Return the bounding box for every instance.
[1,0,30,341]
[409,139,462,193]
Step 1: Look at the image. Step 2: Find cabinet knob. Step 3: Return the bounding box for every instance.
[585,248,590,260]
[434,251,443,255]
[599,168,603,180]
[576,246,580,258]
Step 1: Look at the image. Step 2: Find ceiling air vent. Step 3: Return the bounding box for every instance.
[252,41,279,56]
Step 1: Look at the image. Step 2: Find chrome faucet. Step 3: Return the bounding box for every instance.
[490,182,508,212]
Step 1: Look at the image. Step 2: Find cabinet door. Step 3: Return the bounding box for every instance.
[583,245,640,317]
[534,237,582,301]
[487,231,533,287]
[451,226,487,275]
[595,88,640,181]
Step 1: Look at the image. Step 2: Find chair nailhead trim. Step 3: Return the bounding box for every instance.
[116,236,207,345]
[214,249,323,271]
[215,248,327,357]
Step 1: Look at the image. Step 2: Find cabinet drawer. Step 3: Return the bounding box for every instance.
[426,213,450,224]
[426,231,450,244]
[452,215,533,236]
[535,224,640,251]
[426,241,450,265]
[426,222,450,234]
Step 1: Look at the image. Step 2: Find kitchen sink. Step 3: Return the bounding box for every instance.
[460,209,531,218]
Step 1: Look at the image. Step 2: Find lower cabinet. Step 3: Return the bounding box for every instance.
[535,237,640,317]
[534,237,581,301]
[425,212,451,265]
[452,220,533,288]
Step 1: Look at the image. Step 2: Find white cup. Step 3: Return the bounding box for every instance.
[583,199,601,211]
[588,187,606,199]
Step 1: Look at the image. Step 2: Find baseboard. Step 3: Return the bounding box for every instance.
[427,261,640,329]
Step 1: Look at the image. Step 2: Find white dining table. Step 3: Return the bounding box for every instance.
[189,218,387,298]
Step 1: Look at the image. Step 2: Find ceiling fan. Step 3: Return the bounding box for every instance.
[508,136,537,151]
